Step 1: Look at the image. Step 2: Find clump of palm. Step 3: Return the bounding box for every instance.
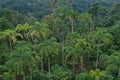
[0,29,22,51]
[90,69,105,80]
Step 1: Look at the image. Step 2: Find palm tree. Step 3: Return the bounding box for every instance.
[75,38,92,70]
[87,28,113,69]
[15,23,30,39]
[88,3,106,30]
[105,51,120,80]
[7,44,35,80]
[65,32,80,71]
[40,37,60,80]
[94,28,113,69]
[33,22,52,72]
[55,6,69,66]
[78,12,92,32]
[0,29,22,52]
[90,69,105,80]
[67,9,78,33]
[33,22,52,39]
[25,26,39,42]
[36,43,45,72]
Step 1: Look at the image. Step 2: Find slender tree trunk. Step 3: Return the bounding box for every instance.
[9,38,12,52]
[33,38,36,51]
[96,53,99,69]
[62,40,65,66]
[96,45,100,69]
[70,0,73,10]
[61,18,65,67]
[90,21,93,31]
[118,68,120,80]
[70,0,74,33]
[71,19,74,33]
[72,64,75,72]
[23,31,25,39]
[52,0,57,14]
[29,68,32,80]
[12,73,15,80]
[72,56,75,72]
[41,53,44,72]
[23,72,26,80]
[92,16,96,30]
[22,64,26,80]
[48,56,51,80]
[16,74,25,80]
[80,56,83,70]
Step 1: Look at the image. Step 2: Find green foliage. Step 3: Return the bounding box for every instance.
[0,17,13,31]
[32,69,47,80]
[90,69,105,80]
[51,65,73,80]
[2,71,13,80]
[76,73,93,80]
[0,1,120,80]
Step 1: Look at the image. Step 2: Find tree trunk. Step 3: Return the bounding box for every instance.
[29,69,32,80]
[72,56,75,72]
[52,0,57,14]
[96,45,100,69]
[62,40,65,66]
[70,0,74,33]
[96,53,99,69]
[70,0,73,11]
[9,38,12,52]
[16,74,24,80]
[92,16,96,30]
[23,31,25,39]
[71,19,74,33]
[89,21,93,31]
[118,68,120,80]
[23,72,26,80]
[80,56,83,70]
[48,56,51,80]
[41,53,44,72]
[12,73,16,80]
[22,64,26,80]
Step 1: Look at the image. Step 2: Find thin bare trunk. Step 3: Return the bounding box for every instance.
[52,0,57,14]
[23,31,25,39]
[80,57,83,70]
[22,64,26,80]
[96,53,99,69]
[29,69,32,80]
[9,38,12,52]
[118,68,120,80]
[72,56,75,72]
[92,16,96,30]
[70,0,73,10]
[12,73,16,80]
[71,19,74,33]
[90,22,93,31]
[48,56,51,80]
[23,72,26,80]
[96,45,100,69]
[41,53,44,72]
[70,0,74,33]
[62,40,65,66]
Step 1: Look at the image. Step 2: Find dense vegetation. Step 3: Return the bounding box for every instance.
[0,0,120,20]
[0,0,120,80]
